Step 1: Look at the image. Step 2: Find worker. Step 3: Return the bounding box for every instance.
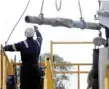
[3,25,43,89]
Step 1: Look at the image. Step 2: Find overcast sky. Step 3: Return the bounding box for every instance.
[0,0,102,89]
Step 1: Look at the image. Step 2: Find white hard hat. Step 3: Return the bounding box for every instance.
[25,27,35,37]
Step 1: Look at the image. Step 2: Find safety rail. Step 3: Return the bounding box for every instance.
[15,62,92,89]
[15,59,92,89]
[0,45,15,89]
[50,41,93,67]
[53,63,92,74]
[53,63,92,89]
[50,41,93,89]
[0,48,92,89]
[2,40,107,89]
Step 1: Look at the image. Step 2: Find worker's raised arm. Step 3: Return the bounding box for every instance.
[34,26,43,47]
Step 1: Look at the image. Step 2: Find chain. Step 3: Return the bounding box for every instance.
[55,0,62,11]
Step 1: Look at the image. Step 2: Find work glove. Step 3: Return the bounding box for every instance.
[34,26,38,32]
[93,37,106,46]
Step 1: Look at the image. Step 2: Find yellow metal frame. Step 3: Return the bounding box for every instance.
[50,41,93,89]
[50,41,93,66]
[44,57,55,89]
[0,41,93,89]
[105,64,109,89]
[0,45,2,89]
[1,41,109,89]
[0,45,15,89]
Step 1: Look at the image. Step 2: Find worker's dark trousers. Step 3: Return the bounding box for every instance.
[92,49,99,89]
[40,77,44,89]
[20,65,41,89]
[87,70,92,89]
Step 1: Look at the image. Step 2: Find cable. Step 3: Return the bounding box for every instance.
[77,0,86,29]
[55,0,62,11]
[39,0,44,16]
[78,0,84,21]
[5,0,30,45]
[98,0,101,10]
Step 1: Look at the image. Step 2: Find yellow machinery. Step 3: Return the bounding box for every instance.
[1,41,109,89]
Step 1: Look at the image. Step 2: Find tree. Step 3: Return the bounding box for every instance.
[40,53,73,89]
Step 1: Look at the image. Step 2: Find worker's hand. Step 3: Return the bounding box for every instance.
[93,37,106,46]
[34,26,38,32]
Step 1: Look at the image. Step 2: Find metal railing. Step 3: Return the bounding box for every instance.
[53,63,92,89]
[15,62,92,89]
[1,40,109,89]
[50,41,93,89]
[0,45,15,89]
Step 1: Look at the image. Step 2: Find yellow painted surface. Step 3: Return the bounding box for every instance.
[0,45,2,89]
[105,65,109,89]
[105,78,108,89]
[44,58,55,89]
[107,65,109,89]
[9,60,14,75]
[2,55,8,89]
[0,45,14,89]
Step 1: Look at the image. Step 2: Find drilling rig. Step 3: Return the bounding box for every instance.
[25,0,109,89]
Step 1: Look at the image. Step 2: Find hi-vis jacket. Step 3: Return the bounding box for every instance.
[4,30,42,65]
